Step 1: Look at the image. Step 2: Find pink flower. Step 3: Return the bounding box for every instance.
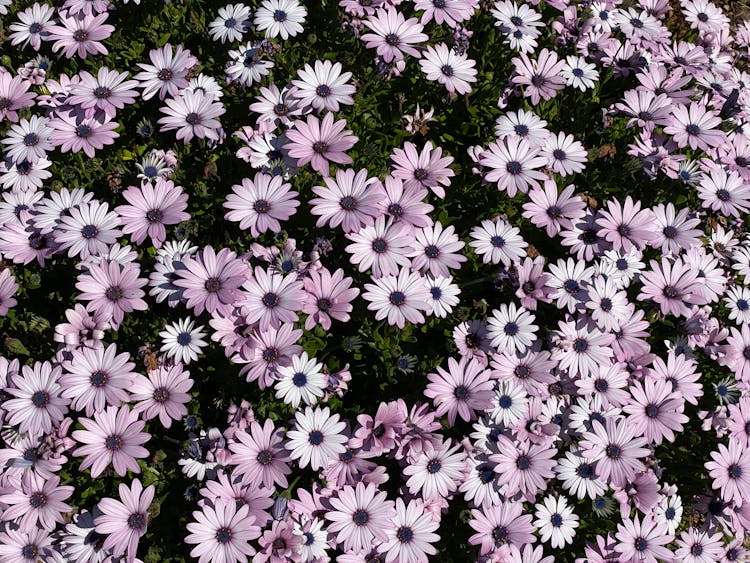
[291,59,356,113]
[480,136,548,197]
[0,73,36,123]
[420,42,477,95]
[705,440,750,507]
[512,48,566,105]
[239,266,304,331]
[46,11,113,59]
[309,168,382,233]
[346,215,413,278]
[468,502,535,554]
[4,360,69,436]
[131,363,193,428]
[0,267,18,315]
[326,482,396,553]
[75,260,148,329]
[229,418,292,488]
[596,196,656,252]
[158,90,226,143]
[663,102,726,151]
[0,472,73,532]
[361,7,429,62]
[285,112,358,176]
[403,438,467,499]
[116,178,190,248]
[302,267,359,330]
[49,113,120,158]
[637,256,701,317]
[390,141,455,199]
[489,436,556,500]
[580,418,650,488]
[134,43,197,101]
[185,502,260,563]
[95,479,155,561]
[381,498,440,563]
[623,378,688,445]
[68,68,140,118]
[424,356,494,425]
[224,172,300,237]
[614,514,673,563]
[72,405,151,477]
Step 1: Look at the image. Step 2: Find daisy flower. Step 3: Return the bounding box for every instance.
[468,502,535,554]
[254,0,307,40]
[552,319,614,378]
[158,90,226,144]
[284,112,358,176]
[68,68,140,118]
[0,472,73,533]
[361,7,429,63]
[623,378,688,445]
[487,303,538,355]
[159,318,208,364]
[494,108,550,145]
[291,59,356,113]
[8,3,56,51]
[637,257,701,317]
[424,275,460,318]
[240,266,304,331]
[555,450,606,500]
[224,172,299,237]
[705,440,750,507]
[403,438,467,499]
[275,351,326,408]
[697,168,750,219]
[48,113,120,158]
[208,3,251,43]
[674,529,723,563]
[0,268,19,316]
[580,418,650,488]
[725,285,750,325]
[226,41,275,86]
[72,405,151,477]
[134,43,197,101]
[534,495,579,548]
[95,479,154,562]
[309,168,381,233]
[614,514,674,563]
[4,361,69,436]
[1,115,53,164]
[409,221,466,277]
[326,482,395,553]
[561,55,599,90]
[286,406,347,470]
[419,43,477,95]
[390,140,455,199]
[0,73,36,124]
[115,178,190,248]
[362,266,430,328]
[489,380,528,426]
[540,132,587,176]
[381,498,440,563]
[0,157,52,192]
[186,502,260,563]
[75,260,148,330]
[653,493,683,536]
[346,215,413,278]
[131,363,193,429]
[249,84,303,126]
[47,11,113,59]
[229,418,292,488]
[663,102,726,151]
[650,202,702,255]
[302,267,359,330]
[468,218,527,266]
[512,48,566,105]
[480,136,548,197]
[424,356,494,426]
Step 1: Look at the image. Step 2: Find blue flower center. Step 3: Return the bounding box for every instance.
[397,526,413,542]
[427,459,442,473]
[292,372,307,387]
[105,434,123,451]
[31,391,50,407]
[389,291,405,306]
[308,430,324,445]
[177,332,192,346]
[262,292,279,308]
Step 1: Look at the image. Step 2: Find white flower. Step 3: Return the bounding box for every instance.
[486,303,538,355]
[725,285,750,325]
[654,493,683,536]
[490,381,528,426]
[274,351,326,408]
[254,0,307,40]
[159,318,208,364]
[533,494,579,548]
[561,55,599,91]
[555,450,606,500]
[424,276,460,318]
[208,3,251,43]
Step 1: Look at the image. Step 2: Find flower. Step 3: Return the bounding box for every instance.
[229,418,292,488]
[0,472,73,532]
[286,406,347,470]
[134,43,197,101]
[75,260,148,329]
[275,351,326,408]
[637,257,701,317]
[4,360,69,437]
[403,438,467,500]
[326,482,395,553]
[224,172,300,237]
[285,113,358,176]
[0,73,36,123]
[0,268,19,315]
[49,113,120,158]
[424,356,494,425]
[115,178,190,248]
[158,90,226,144]
[8,3,55,51]
[580,418,650,488]
[697,168,750,219]
[47,11,113,59]
[663,102,726,151]
[208,3,251,43]
[623,378,688,445]
[534,494,579,548]
[381,497,440,563]
[561,55,599,90]
[254,0,307,40]
[480,136,548,197]
[302,267,359,331]
[420,43,477,95]
[362,266,430,328]
[1,115,53,164]
[131,363,193,428]
[408,221,466,277]
[226,41,275,86]
[346,216,412,278]
[705,440,750,507]
[512,48,566,105]
[487,303,538,355]
[291,59,356,112]
[95,479,155,561]
[185,502,260,563]
[469,218,527,266]
[361,7,429,63]
[614,514,673,563]
[159,318,208,364]
[240,266,304,331]
[73,405,150,477]
[68,68,140,118]
[468,502,535,554]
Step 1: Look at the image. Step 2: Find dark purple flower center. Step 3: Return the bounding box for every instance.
[514,124,529,136]
[686,124,700,135]
[645,404,659,418]
[146,208,163,223]
[177,332,192,346]
[490,235,505,248]
[396,526,413,542]
[522,281,535,294]
[531,74,546,87]
[253,199,270,213]
[257,450,273,465]
[21,544,38,558]
[665,507,676,519]
[414,168,428,181]
[31,390,50,407]
[516,455,531,470]
[127,512,146,530]
[105,286,123,301]
[717,189,731,201]
[185,112,199,125]
[312,141,328,154]
[572,68,584,77]
[389,291,405,306]
[576,463,595,478]
[662,225,677,239]
[105,434,123,451]
[90,370,109,387]
[385,33,400,46]
[691,544,704,556]
[94,86,111,99]
[552,149,566,160]
[225,17,237,27]
[662,285,680,299]
[204,277,222,293]
[737,299,749,311]
[425,244,440,258]
[433,0,447,7]
[372,423,386,438]
[594,379,609,392]
[0,97,11,110]
[506,161,522,175]
[29,22,43,34]
[292,372,307,387]
[315,84,331,97]
[697,12,708,22]
[316,297,332,311]
[510,15,523,25]
[273,9,287,21]
[153,387,170,403]
[430,286,442,299]
[427,459,442,473]
[81,224,98,239]
[550,513,563,526]
[573,338,589,352]
[76,125,92,138]
[515,365,530,378]
[352,509,370,526]
[504,322,519,336]
[441,64,454,77]
[492,525,508,543]
[372,238,388,253]
[454,385,469,400]
[262,347,279,362]
[29,492,47,508]
[215,527,232,544]
[729,464,743,479]
[272,538,286,550]
[339,195,357,210]
[308,430,324,445]
[606,444,622,459]
[388,203,403,216]
[73,29,88,42]
[262,292,280,308]
[617,224,631,236]
[600,297,613,312]
[634,537,648,551]
[274,103,289,116]
[158,68,173,81]
[497,394,512,409]
[23,133,39,146]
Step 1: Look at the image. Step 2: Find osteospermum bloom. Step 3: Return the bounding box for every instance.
[68,68,140,118]
[381,498,440,563]
[512,48,566,105]
[229,418,292,488]
[302,267,359,330]
[0,267,19,315]
[185,502,260,563]
[72,405,150,477]
[409,221,466,277]
[60,342,137,416]
[469,218,527,266]
[480,136,548,197]
[361,7,429,63]
[0,472,73,532]
[637,257,700,317]
[391,140,455,199]
[623,378,688,445]
[403,438,467,499]
[362,266,430,328]
[240,266,304,331]
[309,167,381,233]
[487,303,538,355]
[275,351,326,408]
[173,246,248,315]
[208,3,252,43]
[420,43,477,95]
[534,495,579,548]
[425,356,494,425]
[131,363,193,428]
[159,318,208,364]
[95,479,154,561]
[663,102,726,151]
[0,73,36,123]
[254,0,307,40]
[8,3,56,51]
[115,179,190,248]
[580,418,650,488]
[696,168,750,219]
[705,440,750,507]
[135,43,197,101]
[4,361,69,436]
[468,502,535,554]
[47,11,113,59]
[285,112,358,176]
[596,196,655,252]
[158,90,226,144]
[1,115,53,164]
[614,514,673,563]
[49,113,119,158]
[326,482,395,553]
[286,406,347,470]
[291,59,356,113]
[346,215,412,278]
[75,260,148,329]
[224,172,299,237]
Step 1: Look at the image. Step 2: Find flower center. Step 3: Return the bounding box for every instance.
[292,372,307,387]
[662,285,680,299]
[634,537,648,552]
[262,347,279,362]
[606,444,622,459]
[513,124,529,136]
[317,297,332,311]
[21,544,38,558]
[146,208,163,223]
[94,86,111,99]
[158,68,173,81]
[645,404,659,418]
[490,235,505,248]
[454,385,469,400]
[105,286,123,301]
[90,370,109,387]
[153,387,170,403]
[441,64,454,76]
[516,455,530,470]
[176,332,192,346]
[686,124,700,135]
[81,224,98,239]
[425,244,440,258]
[388,203,403,216]
[389,291,405,306]
[573,338,589,353]
[396,526,413,542]
[550,513,563,527]
[76,125,92,138]
[185,112,199,125]
[29,492,47,509]
[312,141,328,154]
[315,84,331,97]
[372,238,388,253]
[492,526,508,543]
[308,430,324,445]
[339,196,357,210]
[257,450,273,465]
[498,394,512,409]
[577,463,594,478]
[253,199,270,213]
[385,33,400,46]
[127,512,146,530]
[204,277,222,293]
[105,434,123,451]
[552,149,567,160]
[352,509,370,526]
[504,322,519,336]
[506,161,522,175]
[427,459,442,473]
[73,29,88,42]
[262,292,280,308]
[31,391,50,407]
[273,9,287,21]
[729,464,743,479]
[215,527,232,544]
[23,133,39,146]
